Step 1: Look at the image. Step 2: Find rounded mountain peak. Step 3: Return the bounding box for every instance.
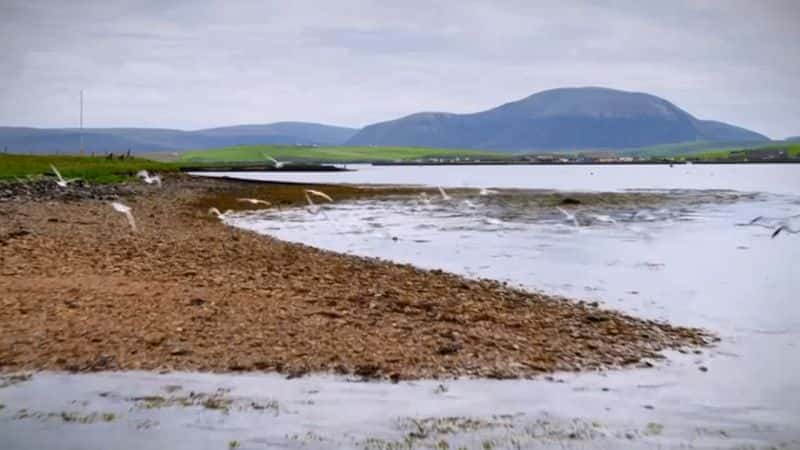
[493,87,693,121]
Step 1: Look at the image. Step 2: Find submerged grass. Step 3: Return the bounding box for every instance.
[196,182,747,217]
[0,153,181,183]
[13,409,117,424]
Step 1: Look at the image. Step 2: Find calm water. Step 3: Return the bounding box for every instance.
[3,164,799,449]
[193,163,800,194]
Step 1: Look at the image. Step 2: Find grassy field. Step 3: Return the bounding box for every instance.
[627,140,800,160]
[688,143,800,160]
[178,145,509,163]
[0,153,181,183]
[624,141,749,158]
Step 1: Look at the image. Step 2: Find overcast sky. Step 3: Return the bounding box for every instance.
[1,0,798,138]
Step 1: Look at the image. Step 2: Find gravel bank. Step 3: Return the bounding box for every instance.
[0,175,713,379]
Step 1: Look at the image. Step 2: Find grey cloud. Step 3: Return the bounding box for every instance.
[0,0,798,137]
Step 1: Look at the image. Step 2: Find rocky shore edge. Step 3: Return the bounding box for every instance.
[0,175,715,379]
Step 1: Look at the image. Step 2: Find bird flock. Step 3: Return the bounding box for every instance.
[42,163,798,239]
[220,182,797,241]
[46,163,168,233]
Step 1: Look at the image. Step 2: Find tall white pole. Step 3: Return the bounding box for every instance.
[80,90,84,155]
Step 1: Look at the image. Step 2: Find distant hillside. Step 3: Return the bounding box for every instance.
[787,136,800,142]
[0,122,358,154]
[2,88,771,156]
[196,122,357,145]
[347,87,769,151]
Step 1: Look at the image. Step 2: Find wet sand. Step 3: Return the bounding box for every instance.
[0,175,711,379]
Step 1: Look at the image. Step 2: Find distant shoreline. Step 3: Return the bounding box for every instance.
[373,159,800,166]
[180,163,347,173]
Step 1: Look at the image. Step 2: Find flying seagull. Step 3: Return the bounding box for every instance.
[136,170,162,187]
[208,207,233,219]
[737,215,777,229]
[263,154,287,169]
[111,202,137,232]
[303,190,333,216]
[557,206,580,227]
[738,215,800,232]
[631,209,657,222]
[304,189,333,203]
[237,198,271,206]
[772,225,799,238]
[590,213,617,224]
[304,193,317,213]
[438,186,451,201]
[770,215,799,238]
[417,192,431,205]
[462,199,478,209]
[49,164,79,188]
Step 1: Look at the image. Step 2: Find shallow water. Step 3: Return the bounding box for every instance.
[192,162,800,194]
[3,165,800,449]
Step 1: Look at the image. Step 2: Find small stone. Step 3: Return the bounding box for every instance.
[228,361,252,371]
[354,364,380,378]
[92,354,116,369]
[170,347,190,356]
[286,367,308,379]
[585,313,610,323]
[144,333,166,346]
[436,342,462,355]
[63,299,80,309]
